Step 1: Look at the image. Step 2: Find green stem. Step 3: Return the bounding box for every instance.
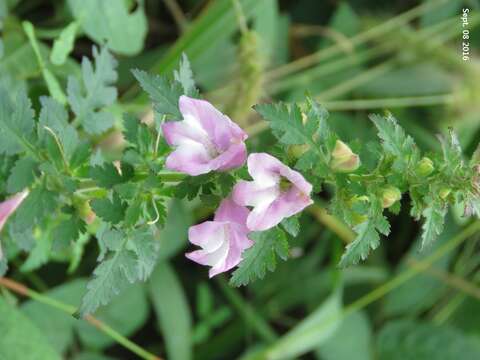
[264,221,480,358]
[267,0,448,80]
[322,93,458,111]
[0,277,163,360]
[157,172,187,182]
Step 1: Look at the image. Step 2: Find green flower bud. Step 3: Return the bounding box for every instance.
[288,144,311,159]
[416,157,434,177]
[381,186,402,208]
[439,188,452,200]
[330,140,360,173]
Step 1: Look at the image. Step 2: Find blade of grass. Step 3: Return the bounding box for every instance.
[0,277,163,360]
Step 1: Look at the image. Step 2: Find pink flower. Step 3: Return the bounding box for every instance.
[0,190,28,232]
[232,153,313,231]
[0,190,29,261]
[186,198,253,278]
[162,95,248,176]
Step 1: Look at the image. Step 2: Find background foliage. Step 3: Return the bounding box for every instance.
[0,0,480,359]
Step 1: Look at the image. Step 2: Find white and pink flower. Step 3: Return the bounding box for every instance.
[162,96,248,176]
[0,190,29,260]
[233,153,313,231]
[186,198,253,278]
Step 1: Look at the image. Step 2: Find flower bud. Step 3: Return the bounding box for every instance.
[330,140,360,173]
[439,187,451,200]
[288,144,310,159]
[381,186,402,208]
[416,157,434,177]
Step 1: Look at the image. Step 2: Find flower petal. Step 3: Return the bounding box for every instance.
[179,95,247,151]
[246,187,313,231]
[0,190,29,232]
[246,153,282,186]
[188,221,227,252]
[161,118,208,147]
[165,141,212,176]
[214,198,250,231]
[209,142,247,172]
[232,180,278,208]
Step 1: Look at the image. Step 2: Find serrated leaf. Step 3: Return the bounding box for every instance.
[52,217,85,251]
[0,87,35,155]
[255,100,332,173]
[132,69,183,118]
[174,53,198,97]
[79,241,137,316]
[91,193,126,224]
[122,113,153,154]
[369,113,419,172]
[15,186,57,229]
[68,0,147,55]
[281,216,300,237]
[129,226,159,281]
[67,46,117,134]
[39,97,79,160]
[438,128,463,176]
[339,220,380,267]
[89,163,132,188]
[421,202,447,249]
[230,228,289,286]
[7,157,37,193]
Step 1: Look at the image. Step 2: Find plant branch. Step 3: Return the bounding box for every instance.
[0,277,163,360]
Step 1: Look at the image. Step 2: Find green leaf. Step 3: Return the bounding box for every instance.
[39,97,79,160]
[91,193,127,224]
[22,279,87,354]
[369,112,419,172]
[50,22,78,65]
[68,0,147,55]
[149,262,193,360]
[15,185,57,228]
[52,217,85,251]
[129,226,159,281]
[230,228,289,286]
[376,319,480,360]
[67,46,117,134]
[122,113,153,154]
[174,53,198,97]
[79,239,137,315]
[80,226,158,316]
[132,69,183,118]
[266,289,342,359]
[255,100,332,173]
[7,157,37,193]
[76,283,148,349]
[89,163,131,188]
[316,311,372,360]
[0,297,62,360]
[280,215,300,237]
[0,87,35,155]
[438,128,463,176]
[339,196,388,267]
[420,201,447,249]
[339,220,380,267]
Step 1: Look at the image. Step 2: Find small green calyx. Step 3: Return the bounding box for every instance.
[330,140,360,173]
[439,187,452,200]
[416,157,434,177]
[381,186,402,208]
